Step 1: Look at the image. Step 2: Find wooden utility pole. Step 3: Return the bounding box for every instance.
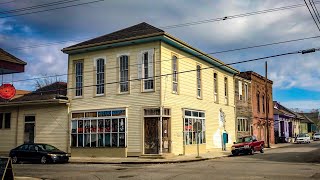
[265,61,270,148]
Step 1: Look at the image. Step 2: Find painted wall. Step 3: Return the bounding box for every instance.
[0,104,69,154]
[160,42,236,155]
[68,42,161,154]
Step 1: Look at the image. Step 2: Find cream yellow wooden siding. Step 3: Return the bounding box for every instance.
[160,42,236,155]
[0,104,68,153]
[67,42,161,153]
[0,107,17,153]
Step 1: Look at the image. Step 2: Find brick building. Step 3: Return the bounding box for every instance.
[238,71,274,144]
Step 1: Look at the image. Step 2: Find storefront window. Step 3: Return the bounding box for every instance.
[71,109,127,148]
[183,110,206,145]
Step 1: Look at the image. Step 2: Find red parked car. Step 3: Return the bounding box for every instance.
[231,135,264,156]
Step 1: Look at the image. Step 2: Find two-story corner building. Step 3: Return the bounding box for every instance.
[62,22,239,157]
[234,75,252,138]
[238,71,274,144]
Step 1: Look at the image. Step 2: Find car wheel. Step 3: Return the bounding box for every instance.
[40,156,47,164]
[249,148,254,155]
[260,146,264,153]
[11,156,19,164]
[232,152,239,156]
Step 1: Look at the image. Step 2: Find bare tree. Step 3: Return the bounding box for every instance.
[33,74,64,90]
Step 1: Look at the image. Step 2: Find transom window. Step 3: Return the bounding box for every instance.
[119,55,129,92]
[172,55,178,94]
[196,65,201,98]
[96,58,105,95]
[183,110,206,145]
[75,61,83,97]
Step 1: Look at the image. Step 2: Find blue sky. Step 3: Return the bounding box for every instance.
[0,0,319,111]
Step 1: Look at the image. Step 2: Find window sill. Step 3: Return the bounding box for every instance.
[0,128,11,130]
[94,94,105,97]
[118,92,130,95]
[172,92,179,95]
[141,90,155,93]
[73,96,83,100]
[197,97,203,100]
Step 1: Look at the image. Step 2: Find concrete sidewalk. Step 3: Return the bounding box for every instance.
[69,143,294,165]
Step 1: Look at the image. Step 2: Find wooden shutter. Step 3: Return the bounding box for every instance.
[148,49,154,78]
[137,52,142,79]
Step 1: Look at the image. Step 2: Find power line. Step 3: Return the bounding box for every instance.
[0,0,104,19]
[160,1,320,29]
[304,0,320,31]
[4,1,320,50]
[0,0,81,15]
[9,47,320,94]
[310,0,320,23]
[5,34,320,84]
[309,0,320,26]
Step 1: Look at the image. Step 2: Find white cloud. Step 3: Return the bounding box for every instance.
[281,100,320,111]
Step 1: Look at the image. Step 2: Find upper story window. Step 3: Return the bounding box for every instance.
[213,73,218,103]
[96,58,105,95]
[238,81,243,100]
[237,118,249,132]
[196,65,201,98]
[244,83,248,101]
[75,61,83,97]
[257,92,260,112]
[138,50,154,91]
[224,77,228,104]
[119,55,129,93]
[0,113,11,129]
[262,95,265,113]
[172,55,178,94]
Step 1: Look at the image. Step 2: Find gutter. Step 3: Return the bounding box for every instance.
[0,99,69,107]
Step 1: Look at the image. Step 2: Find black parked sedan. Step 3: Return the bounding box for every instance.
[9,143,70,164]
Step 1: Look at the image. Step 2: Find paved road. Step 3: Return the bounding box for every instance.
[13,141,320,180]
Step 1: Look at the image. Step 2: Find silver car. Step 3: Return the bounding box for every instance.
[296,133,311,144]
[313,133,320,141]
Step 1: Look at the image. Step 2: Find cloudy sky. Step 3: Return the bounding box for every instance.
[0,0,319,111]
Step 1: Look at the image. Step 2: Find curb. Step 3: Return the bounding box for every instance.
[69,157,211,165]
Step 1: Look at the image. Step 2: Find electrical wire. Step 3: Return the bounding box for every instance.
[3,1,320,50]
[309,0,320,26]
[8,47,318,95]
[304,0,320,31]
[0,0,14,5]
[0,0,104,19]
[310,0,320,22]
[0,0,81,15]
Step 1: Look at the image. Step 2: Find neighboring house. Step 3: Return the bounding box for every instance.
[0,48,26,75]
[62,22,239,157]
[238,71,274,144]
[234,75,252,138]
[302,112,319,135]
[0,82,69,155]
[273,101,302,143]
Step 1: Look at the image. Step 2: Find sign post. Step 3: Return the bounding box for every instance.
[0,157,14,180]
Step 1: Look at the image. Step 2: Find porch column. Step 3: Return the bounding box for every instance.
[159,107,163,154]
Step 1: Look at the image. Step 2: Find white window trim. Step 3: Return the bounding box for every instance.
[244,83,248,102]
[74,60,84,98]
[196,65,202,99]
[238,81,242,100]
[224,77,228,104]
[94,56,106,96]
[140,49,154,92]
[213,72,218,103]
[118,54,130,94]
[237,117,249,132]
[172,55,178,94]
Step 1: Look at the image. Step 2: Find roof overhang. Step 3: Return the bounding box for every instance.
[0,60,25,74]
[0,99,69,107]
[63,34,239,75]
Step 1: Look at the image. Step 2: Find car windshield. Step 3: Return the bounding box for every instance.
[297,134,307,137]
[37,144,58,151]
[236,137,252,143]
[315,133,320,136]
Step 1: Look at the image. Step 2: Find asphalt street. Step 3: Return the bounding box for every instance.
[13,141,320,180]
